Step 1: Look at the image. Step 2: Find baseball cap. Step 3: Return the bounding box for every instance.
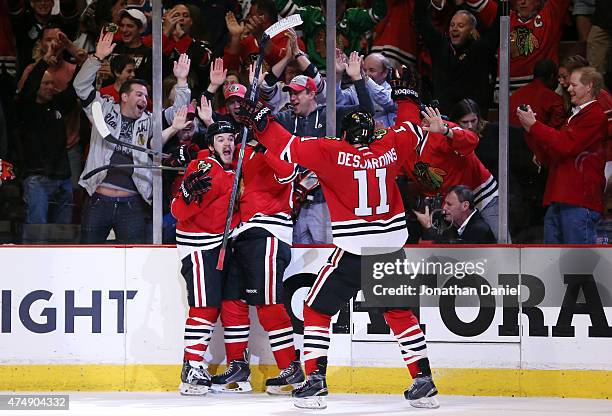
[186,103,196,120]
[282,75,316,93]
[224,83,247,100]
[119,9,148,32]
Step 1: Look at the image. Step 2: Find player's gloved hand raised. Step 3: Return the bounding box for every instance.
[180,169,212,204]
[166,143,200,167]
[253,142,267,153]
[234,99,275,133]
[390,65,420,104]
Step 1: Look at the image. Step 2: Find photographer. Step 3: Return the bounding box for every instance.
[414,185,496,244]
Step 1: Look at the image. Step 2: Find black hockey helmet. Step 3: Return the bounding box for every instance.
[205,120,235,146]
[341,110,375,146]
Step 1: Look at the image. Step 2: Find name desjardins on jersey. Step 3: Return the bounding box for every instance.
[337,148,398,169]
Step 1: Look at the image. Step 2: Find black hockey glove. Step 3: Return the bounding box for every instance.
[234,99,275,133]
[390,65,420,104]
[166,143,200,168]
[180,169,212,204]
[253,142,267,153]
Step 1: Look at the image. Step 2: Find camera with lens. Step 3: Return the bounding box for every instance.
[419,100,450,121]
[105,23,118,33]
[413,194,444,213]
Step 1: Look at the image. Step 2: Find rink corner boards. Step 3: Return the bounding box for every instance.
[0,365,610,399]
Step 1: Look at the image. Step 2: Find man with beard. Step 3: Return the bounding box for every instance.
[171,121,241,396]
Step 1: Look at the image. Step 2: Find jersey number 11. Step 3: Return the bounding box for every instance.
[354,168,390,216]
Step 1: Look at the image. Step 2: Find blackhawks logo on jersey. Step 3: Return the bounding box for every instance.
[413,161,447,192]
[510,26,540,58]
[197,161,212,173]
[372,128,387,141]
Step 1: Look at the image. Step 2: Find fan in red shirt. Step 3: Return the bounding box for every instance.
[465,0,570,95]
[516,67,608,244]
[234,99,441,410]
[509,58,566,128]
[371,0,417,68]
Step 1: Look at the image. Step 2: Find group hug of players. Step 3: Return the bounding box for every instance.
[171,69,479,410]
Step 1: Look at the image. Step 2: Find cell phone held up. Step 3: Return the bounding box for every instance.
[518,104,529,112]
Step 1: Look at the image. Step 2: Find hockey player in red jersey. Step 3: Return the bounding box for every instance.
[234,102,441,409]
[210,130,305,395]
[171,121,242,395]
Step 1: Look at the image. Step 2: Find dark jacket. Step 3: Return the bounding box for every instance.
[11,1,79,69]
[456,210,496,243]
[423,210,496,244]
[414,0,498,113]
[18,60,76,179]
[274,78,375,205]
[276,78,375,136]
[593,0,612,33]
[476,122,546,237]
[111,43,153,85]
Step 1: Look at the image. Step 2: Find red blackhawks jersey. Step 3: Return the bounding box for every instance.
[396,101,497,210]
[171,156,239,259]
[467,0,570,93]
[232,143,298,245]
[371,0,417,67]
[255,120,420,255]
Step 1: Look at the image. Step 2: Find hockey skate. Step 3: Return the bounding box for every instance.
[265,355,305,395]
[292,357,328,409]
[404,375,440,409]
[210,351,252,393]
[179,360,211,396]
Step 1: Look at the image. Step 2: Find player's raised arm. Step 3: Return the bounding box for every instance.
[234,98,329,170]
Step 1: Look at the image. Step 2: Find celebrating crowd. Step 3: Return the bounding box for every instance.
[0,0,611,410]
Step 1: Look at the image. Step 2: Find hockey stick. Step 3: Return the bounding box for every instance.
[91,101,170,158]
[82,164,184,180]
[216,14,303,270]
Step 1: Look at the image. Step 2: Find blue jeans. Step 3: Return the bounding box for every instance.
[23,175,73,224]
[162,212,177,244]
[80,192,151,244]
[543,203,601,244]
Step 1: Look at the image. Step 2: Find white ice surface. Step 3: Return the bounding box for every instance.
[1,392,611,416]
